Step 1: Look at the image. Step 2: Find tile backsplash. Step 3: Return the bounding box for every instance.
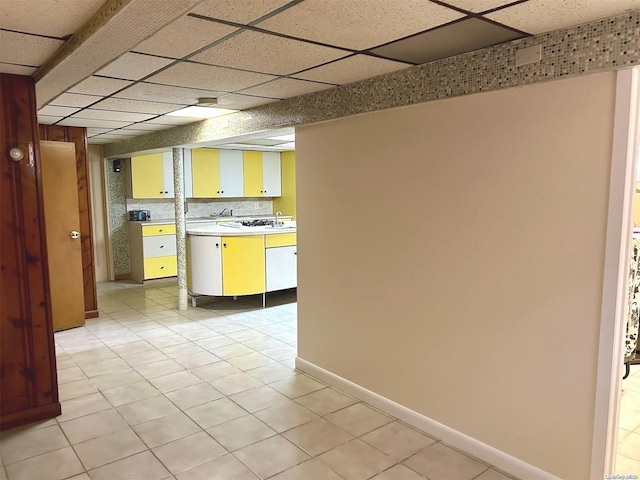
[125,198,274,220]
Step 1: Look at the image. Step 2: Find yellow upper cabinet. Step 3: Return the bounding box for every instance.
[131,152,174,199]
[243,151,263,197]
[191,148,220,198]
[190,148,244,198]
[243,151,281,197]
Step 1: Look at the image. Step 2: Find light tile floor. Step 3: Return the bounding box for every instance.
[618,364,640,475]
[9,278,635,479]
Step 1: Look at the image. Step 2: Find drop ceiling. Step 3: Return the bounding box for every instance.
[1,0,639,149]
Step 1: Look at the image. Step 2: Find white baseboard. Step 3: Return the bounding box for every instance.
[296,357,559,480]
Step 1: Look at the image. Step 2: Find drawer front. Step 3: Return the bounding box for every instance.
[143,235,177,258]
[144,255,177,279]
[265,232,297,247]
[142,224,176,236]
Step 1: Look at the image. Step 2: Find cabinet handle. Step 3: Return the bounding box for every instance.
[217,191,220,193]
[159,229,163,232]
[221,191,224,194]
[160,245,164,248]
[215,243,219,247]
[160,266,164,269]
[223,243,227,248]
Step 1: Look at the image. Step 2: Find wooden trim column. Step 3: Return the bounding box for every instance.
[1,74,60,430]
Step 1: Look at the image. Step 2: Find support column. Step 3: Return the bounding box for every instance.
[173,148,188,310]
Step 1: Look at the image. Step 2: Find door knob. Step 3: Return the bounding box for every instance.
[70,230,80,239]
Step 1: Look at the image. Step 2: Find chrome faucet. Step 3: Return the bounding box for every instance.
[275,211,283,226]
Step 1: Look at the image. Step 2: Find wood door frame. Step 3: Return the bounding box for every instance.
[1,73,60,430]
[39,125,98,319]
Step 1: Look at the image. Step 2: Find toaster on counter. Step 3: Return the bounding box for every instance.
[129,210,151,221]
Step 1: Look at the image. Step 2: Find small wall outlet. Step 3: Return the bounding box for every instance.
[515,44,542,67]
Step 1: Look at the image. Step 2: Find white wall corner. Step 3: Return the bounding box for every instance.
[296,357,560,480]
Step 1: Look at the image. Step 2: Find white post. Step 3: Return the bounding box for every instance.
[173,147,188,311]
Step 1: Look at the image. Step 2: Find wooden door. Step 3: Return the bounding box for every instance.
[40,140,85,331]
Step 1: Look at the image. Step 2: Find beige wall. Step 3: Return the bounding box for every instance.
[296,72,616,479]
[88,145,109,282]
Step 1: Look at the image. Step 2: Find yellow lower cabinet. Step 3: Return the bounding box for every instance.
[144,255,177,279]
[222,235,265,295]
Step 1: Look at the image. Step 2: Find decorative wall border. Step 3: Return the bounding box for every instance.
[105,10,640,157]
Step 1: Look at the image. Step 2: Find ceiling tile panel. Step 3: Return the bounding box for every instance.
[86,128,113,136]
[92,97,184,115]
[189,0,291,24]
[70,109,156,122]
[116,82,223,104]
[239,78,334,99]
[89,133,134,141]
[0,0,105,38]
[38,105,81,116]
[191,30,348,75]
[0,63,37,75]
[0,31,63,66]
[133,16,237,59]
[95,53,175,80]
[372,18,524,64]
[145,116,203,125]
[237,138,285,146]
[69,76,133,96]
[50,92,103,108]
[147,62,277,92]
[56,118,133,129]
[216,93,278,110]
[293,54,409,84]
[104,129,146,137]
[441,0,522,13]
[119,123,172,132]
[87,137,115,144]
[256,0,465,50]
[485,0,640,34]
[37,115,64,125]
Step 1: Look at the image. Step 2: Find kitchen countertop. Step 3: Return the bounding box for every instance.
[187,221,296,236]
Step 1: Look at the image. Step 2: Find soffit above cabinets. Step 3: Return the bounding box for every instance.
[0,0,637,145]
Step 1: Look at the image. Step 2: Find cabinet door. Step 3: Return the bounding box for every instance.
[191,148,220,198]
[266,246,297,291]
[222,236,265,295]
[162,152,174,198]
[262,152,281,197]
[131,153,165,198]
[243,151,263,197]
[187,235,222,295]
[219,150,244,197]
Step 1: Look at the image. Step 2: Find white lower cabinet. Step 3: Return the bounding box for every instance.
[187,235,222,296]
[266,245,297,292]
